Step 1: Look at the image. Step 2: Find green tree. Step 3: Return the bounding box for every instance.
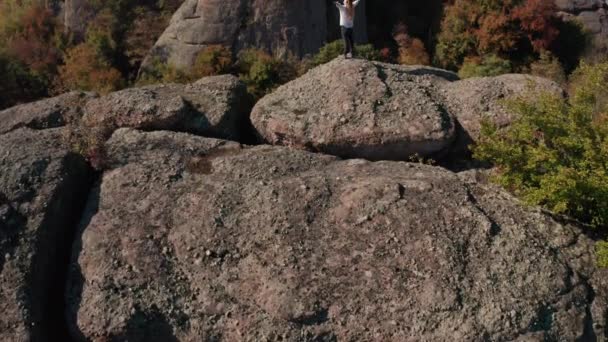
[474,61,608,267]
[474,62,608,228]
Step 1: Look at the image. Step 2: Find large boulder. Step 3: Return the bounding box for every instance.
[143,0,329,70]
[66,128,606,341]
[82,75,250,141]
[0,128,91,341]
[251,58,458,161]
[0,91,96,135]
[441,74,565,156]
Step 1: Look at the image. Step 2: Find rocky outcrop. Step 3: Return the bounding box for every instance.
[555,0,608,55]
[251,58,458,161]
[65,128,606,341]
[143,0,329,70]
[0,91,96,135]
[82,75,251,141]
[441,74,565,156]
[251,59,567,163]
[0,128,91,341]
[555,0,605,12]
[63,0,97,40]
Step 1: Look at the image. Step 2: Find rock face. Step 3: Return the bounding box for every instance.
[63,0,97,40]
[66,128,607,341]
[82,75,250,141]
[441,74,565,156]
[251,58,458,161]
[144,0,329,70]
[0,91,96,135]
[0,128,91,341]
[555,0,608,56]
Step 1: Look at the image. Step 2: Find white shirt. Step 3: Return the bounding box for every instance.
[335,0,361,29]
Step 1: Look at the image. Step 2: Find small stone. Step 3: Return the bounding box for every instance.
[356,215,371,224]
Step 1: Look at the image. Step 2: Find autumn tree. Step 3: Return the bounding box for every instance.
[511,0,559,52]
[435,0,561,71]
[6,5,60,78]
[56,43,124,94]
[0,1,60,107]
[393,23,430,65]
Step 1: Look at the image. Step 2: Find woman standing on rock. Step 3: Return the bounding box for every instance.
[335,0,361,59]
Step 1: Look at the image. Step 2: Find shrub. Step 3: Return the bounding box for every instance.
[598,241,608,268]
[312,40,382,66]
[473,62,608,229]
[393,22,430,65]
[136,57,192,85]
[237,49,278,98]
[398,38,430,65]
[529,51,566,84]
[237,49,300,99]
[56,44,124,94]
[62,122,111,170]
[567,61,608,120]
[138,46,234,85]
[191,45,233,78]
[458,55,512,78]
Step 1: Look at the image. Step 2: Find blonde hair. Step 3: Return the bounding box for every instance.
[345,0,355,19]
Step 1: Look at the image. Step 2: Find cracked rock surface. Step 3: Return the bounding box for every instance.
[0,91,96,135]
[0,128,91,341]
[251,59,567,163]
[82,75,251,141]
[66,128,606,341]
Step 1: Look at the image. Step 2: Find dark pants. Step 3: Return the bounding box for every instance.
[341,26,354,56]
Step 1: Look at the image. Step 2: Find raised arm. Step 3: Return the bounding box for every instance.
[353,0,362,7]
[335,1,344,8]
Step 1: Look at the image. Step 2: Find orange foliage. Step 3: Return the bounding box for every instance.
[399,39,430,65]
[476,11,518,54]
[436,0,561,69]
[7,5,60,76]
[512,0,559,52]
[56,44,124,94]
[393,23,430,65]
[191,45,233,77]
